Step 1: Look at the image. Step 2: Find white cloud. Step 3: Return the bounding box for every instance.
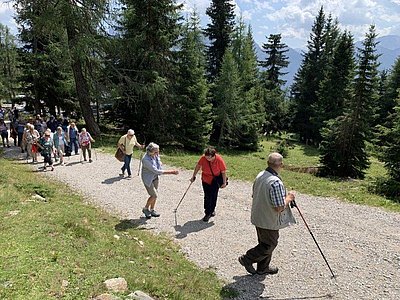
[178,0,210,14]
[254,0,273,11]
[242,10,252,21]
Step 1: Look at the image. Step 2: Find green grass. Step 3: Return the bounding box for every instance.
[0,159,236,299]
[160,138,400,213]
[93,133,399,212]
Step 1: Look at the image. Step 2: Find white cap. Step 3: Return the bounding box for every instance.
[127,129,135,135]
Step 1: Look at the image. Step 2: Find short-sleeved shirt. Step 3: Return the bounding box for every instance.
[118,134,139,155]
[197,154,227,185]
[39,137,53,155]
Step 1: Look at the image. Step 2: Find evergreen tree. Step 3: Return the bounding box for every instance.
[231,22,263,149]
[380,58,400,127]
[14,0,106,135]
[174,12,212,151]
[319,25,380,178]
[258,33,290,134]
[0,24,19,102]
[204,0,235,81]
[14,1,75,116]
[316,32,355,129]
[381,93,400,182]
[213,48,241,148]
[259,33,289,90]
[112,0,182,142]
[291,6,327,143]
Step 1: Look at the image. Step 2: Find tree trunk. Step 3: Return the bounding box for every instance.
[66,24,100,136]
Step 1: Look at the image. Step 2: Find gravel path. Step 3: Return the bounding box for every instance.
[4,146,400,299]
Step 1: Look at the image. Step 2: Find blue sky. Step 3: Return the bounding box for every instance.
[180,0,400,49]
[2,0,400,49]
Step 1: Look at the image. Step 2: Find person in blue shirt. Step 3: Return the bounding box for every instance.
[66,122,79,155]
[141,142,179,219]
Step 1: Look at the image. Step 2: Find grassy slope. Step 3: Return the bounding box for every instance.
[0,159,234,299]
[160,139,399,213]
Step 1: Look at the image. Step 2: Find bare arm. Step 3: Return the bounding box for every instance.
[274,191,296,213]
[190,164,201,182]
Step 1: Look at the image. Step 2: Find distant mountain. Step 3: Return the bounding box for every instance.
[355,35,400,71]
[255,34,400,88]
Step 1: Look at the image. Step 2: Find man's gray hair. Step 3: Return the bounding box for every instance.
[146,142,159,154]
[268,152,283,167]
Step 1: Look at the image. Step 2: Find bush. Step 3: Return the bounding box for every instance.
[274,139,289,158]
[369,178,400,202]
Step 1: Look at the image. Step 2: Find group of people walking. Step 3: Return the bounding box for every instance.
[4,113,95,171]
[3,107,298,277]
[118,129,229,223]
[118,128,297,276]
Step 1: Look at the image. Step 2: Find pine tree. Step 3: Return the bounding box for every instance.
[174,12,212,151]
[380,58,400,127]
[381,94,400,182]
[204,0,235,81]
[113,0,182,142]
[316,32,355,129]
[258,33,290,134]
[14,1,75,116]
[0,24,19,102]
[291,7,327,143]
[231,22,263,149]
[213,48,241,148]
[319,25,380,178]
[259,33,289,90]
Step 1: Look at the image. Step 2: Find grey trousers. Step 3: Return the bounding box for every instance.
[243,227,279,271]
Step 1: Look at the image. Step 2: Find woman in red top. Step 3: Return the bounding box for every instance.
[190,147,227,222]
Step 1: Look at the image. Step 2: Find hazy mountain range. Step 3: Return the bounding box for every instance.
[255,35,400,88]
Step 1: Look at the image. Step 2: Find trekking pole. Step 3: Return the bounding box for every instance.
[173,181,193,226]
[290,200,336,278]
[137,151,144,176]
[174,181,193,213]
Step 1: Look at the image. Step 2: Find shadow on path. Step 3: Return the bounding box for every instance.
[222,275,333,299]
[115,218,148,231]
[222,274,265,299]
[174,219,214,239]
[65,161,83,167]
[101,176,125,184]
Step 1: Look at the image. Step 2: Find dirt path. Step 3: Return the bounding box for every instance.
[4,146,400,299]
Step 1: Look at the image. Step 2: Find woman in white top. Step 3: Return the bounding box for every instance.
[53,127,67,165]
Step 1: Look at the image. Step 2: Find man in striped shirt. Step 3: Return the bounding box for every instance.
[239,152,296,275]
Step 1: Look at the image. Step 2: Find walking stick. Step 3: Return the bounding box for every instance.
[173,181,193,226]
[174,181,193,213]
[291,200,335,278]
[137,151,144,176]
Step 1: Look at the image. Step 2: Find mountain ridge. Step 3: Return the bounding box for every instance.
[255,35,400,87]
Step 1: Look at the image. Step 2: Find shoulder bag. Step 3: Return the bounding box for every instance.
[115,137,126,162]
[208,160,228,187]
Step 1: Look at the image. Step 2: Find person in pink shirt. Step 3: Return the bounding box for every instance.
[79,128,95,162]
